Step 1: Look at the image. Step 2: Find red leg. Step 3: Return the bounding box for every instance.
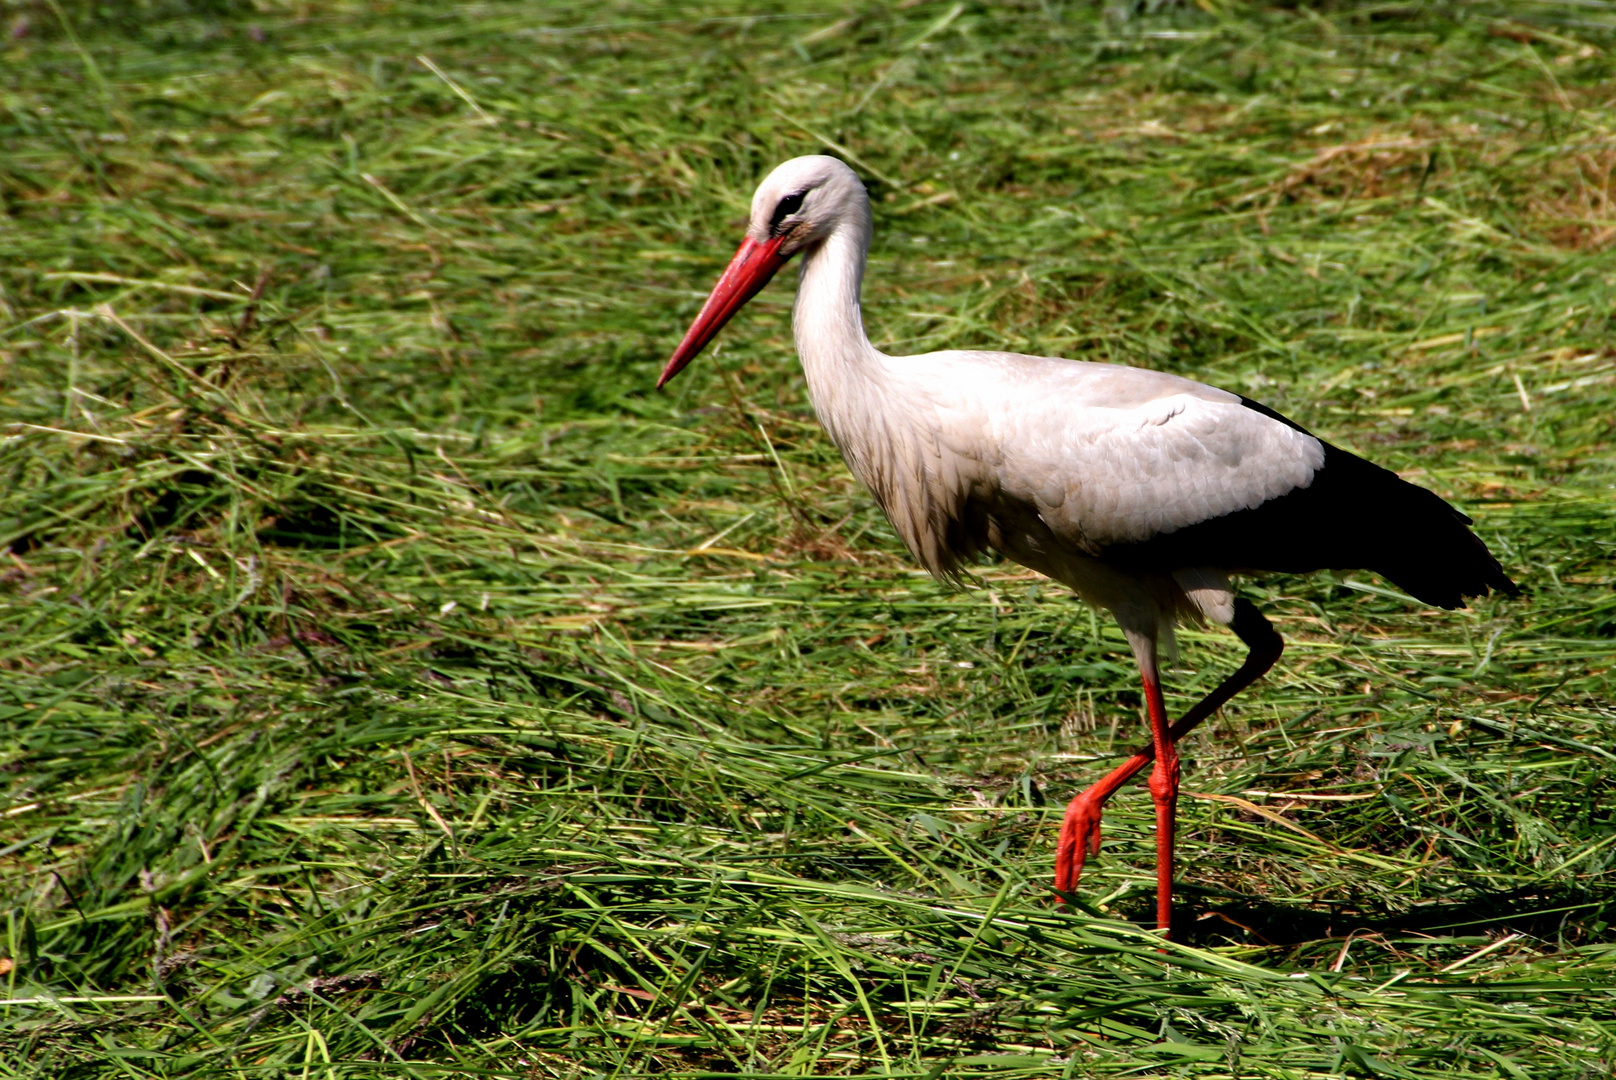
[1142,667,1178,934]
[1055,601,1284,929]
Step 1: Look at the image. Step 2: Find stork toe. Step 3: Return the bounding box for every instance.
[1054,792,1105,899]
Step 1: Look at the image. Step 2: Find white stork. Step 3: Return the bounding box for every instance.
[657,155,1514,938]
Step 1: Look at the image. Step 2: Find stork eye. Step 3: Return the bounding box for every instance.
[770,191,807,233]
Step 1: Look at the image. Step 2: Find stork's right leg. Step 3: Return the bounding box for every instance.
[1054,600,1283,900]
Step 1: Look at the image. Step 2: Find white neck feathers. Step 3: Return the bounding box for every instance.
[793,203,881,369]
[792,205,886,447]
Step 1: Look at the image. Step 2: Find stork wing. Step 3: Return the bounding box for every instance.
[923,354,1326,550]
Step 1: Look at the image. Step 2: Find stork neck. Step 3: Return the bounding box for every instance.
[793,221,881,380]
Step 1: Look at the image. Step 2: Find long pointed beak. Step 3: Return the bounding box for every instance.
[657,235,790,388]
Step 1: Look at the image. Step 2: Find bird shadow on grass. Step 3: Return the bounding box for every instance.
[1170,883,1615,950]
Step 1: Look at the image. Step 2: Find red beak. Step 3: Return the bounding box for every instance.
[657,235,790,388]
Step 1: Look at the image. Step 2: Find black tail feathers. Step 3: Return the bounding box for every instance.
[1289,446,1517,609]
[1371,493,1517,609]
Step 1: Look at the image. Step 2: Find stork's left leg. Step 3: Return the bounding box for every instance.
[1135,645,1178,935]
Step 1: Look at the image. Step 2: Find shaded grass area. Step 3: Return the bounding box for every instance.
[2,0,1615,1075]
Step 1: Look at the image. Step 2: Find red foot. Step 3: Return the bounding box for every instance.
[1054,792,1105,900]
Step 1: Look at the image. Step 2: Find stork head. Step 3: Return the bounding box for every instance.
[658,155,868,388]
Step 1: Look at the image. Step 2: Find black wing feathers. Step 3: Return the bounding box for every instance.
[1105,398,1516,609]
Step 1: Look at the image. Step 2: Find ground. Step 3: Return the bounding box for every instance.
[1,1,1614,1077]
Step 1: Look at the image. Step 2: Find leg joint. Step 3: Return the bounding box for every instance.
[1231,598,1284,666]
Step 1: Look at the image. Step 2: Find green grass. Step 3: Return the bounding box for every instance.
[2,0,1615,1075]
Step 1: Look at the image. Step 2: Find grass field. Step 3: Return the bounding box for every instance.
[2,0,1615,1076]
